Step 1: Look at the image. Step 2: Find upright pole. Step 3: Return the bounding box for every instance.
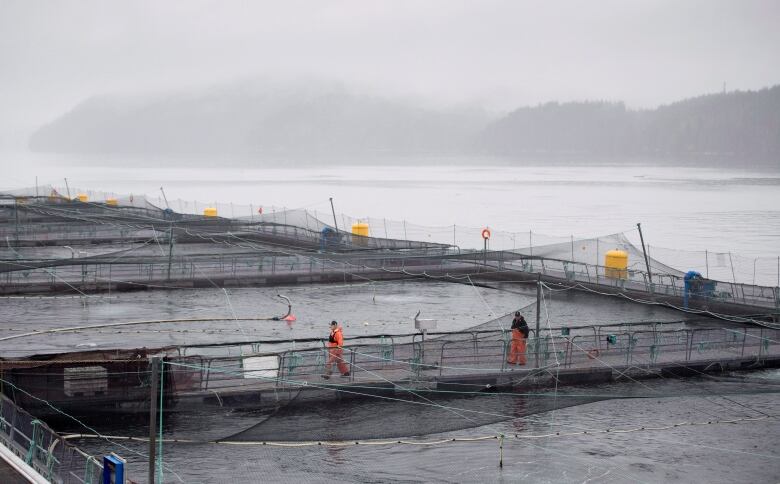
[64,178,71,199]
[753,258,757,286]
[166,225,174,281]
[728,252,737,284]
[595,237,599,284]
[570,235,574,262]
[159,187,170,210]
[35,176,38,198]
[636,223,653,285]
[498,434,504,468]
[329,198,339,232]
[535,273,541,369]
[705,250,709,279]
[14,199,20,243]
[148,357,160,484]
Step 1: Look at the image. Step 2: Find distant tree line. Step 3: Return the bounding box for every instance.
[479,86,780,162]
[29,82,779,165]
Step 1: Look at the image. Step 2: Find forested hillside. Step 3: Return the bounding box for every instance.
[30,82,779,164]
[480,86,780,161]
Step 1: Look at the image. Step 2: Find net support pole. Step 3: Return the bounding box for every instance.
[329,198,339,233]
[636,223,653,287]
[498,434,504,468]
[535,272,541,369]
[753,258,757,286]
[728,252,737,284]
[14,198,19,243]
[148,357,160,484]
[166,225,174,282]
[571,235,574,262]
[159,187,170,210]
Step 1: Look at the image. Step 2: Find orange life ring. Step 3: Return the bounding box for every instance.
[587,348,600,359]
[481,228,491,240]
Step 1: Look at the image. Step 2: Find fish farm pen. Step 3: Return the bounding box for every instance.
[0,187,779,483]
[3,319,779,420]
[1,193,778,317]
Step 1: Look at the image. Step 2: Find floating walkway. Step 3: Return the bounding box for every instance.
[3,321,778,419]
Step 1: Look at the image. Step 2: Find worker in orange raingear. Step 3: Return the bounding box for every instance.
[322,320,350,379]
[507,312,529,365]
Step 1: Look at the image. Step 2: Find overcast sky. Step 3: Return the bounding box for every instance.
[1,0,779,139]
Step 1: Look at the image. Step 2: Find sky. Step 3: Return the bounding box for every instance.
[1,0,779,145]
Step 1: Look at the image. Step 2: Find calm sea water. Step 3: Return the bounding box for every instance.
[3,153,779,255]
[4,153,780,284]
[2,153,780,482]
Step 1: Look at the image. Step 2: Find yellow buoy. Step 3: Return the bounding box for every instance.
[203,207,218,217]
[351,222,369,237]
[105,198,118,206]
[604,249,628,279]
[75,194,89,202]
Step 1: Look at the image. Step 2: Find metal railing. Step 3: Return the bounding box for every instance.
[160,322,780,398]
[0,393,103,484]
[443,251,780,309]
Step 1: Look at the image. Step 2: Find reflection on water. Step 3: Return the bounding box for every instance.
[64,373,780,483]
[0,281,691,357]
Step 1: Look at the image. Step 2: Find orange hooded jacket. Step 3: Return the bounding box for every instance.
[328,326,344,348]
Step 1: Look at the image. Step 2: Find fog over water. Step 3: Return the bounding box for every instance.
[2,1,780,153]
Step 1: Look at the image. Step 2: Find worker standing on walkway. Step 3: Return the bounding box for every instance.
[507,312,529,365]
[323,320,350,379]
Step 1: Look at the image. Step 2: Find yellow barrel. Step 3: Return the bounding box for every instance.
[76,194,89,202]
[604,249,628,279]
[105,198,119,206]
[351,222,369,237]
[203,207,218,217]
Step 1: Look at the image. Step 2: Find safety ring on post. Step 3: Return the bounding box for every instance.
[481,228,491,240]
[587,348,600,359]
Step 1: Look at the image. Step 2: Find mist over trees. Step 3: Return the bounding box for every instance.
[29,83,780,165]
[480,86,780,162]
[29,82,486,156]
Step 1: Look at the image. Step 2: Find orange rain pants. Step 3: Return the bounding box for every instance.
[325,326,350,375]
[507,329,527,365]
[326,347,350,375]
